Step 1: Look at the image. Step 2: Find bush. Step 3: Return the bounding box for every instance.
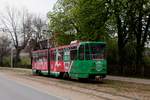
[2,56,31,69]
[16,56,31,69]
[3,56,11,67]
[107,38,118,65]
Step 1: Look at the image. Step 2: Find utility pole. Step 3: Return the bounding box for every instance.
[11,48,13,68]
[47,30,52,76]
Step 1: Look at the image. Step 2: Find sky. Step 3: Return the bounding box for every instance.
[0,0,58,37]
[0,0,57,17]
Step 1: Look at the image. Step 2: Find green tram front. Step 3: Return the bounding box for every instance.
[69,42,107,80]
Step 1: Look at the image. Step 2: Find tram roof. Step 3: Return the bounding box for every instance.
[50,43,79,50]
[50,41,106,50]
[80,41,106,44]
[32,49,48,53]
[32,41,106,52]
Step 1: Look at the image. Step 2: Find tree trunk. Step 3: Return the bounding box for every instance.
[136,44,143,75]
[118,47,124,75]
[14,49,21,66]
[118,35,125,75]
[0,56,4,66]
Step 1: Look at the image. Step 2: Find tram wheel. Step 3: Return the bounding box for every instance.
[36,70,41,75]
[63,72,69,79]
[59,72,64,78]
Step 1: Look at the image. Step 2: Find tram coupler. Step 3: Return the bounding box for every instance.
[95,76,103,81]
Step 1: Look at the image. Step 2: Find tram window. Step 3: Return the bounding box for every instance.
[33,57,35,62]
[90,43,106,59]
[51,53,55,61]
[50,50,55,61]
[58,51,63,61]
[85,44,90,60]
[32,53,38,62]
[70,50,77,60]
[54,53,56,61]
[64,50,70,61]
[79,45,84,60]
[39,52,43,57]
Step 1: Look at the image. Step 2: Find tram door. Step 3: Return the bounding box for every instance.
[64,48,70,72]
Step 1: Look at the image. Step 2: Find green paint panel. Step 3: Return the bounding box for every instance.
[32,69,60,77]
[69,60,107,79]
[50,72,60,77]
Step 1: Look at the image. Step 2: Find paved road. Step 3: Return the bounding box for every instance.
[0,75,62,100]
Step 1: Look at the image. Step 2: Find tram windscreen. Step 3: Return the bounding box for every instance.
[90,43,106,60]
[78,43,106,60]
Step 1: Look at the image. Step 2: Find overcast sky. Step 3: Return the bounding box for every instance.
[0,0,57,17]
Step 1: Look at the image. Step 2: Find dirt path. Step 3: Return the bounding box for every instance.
[0,67,150,100]
[107,75,150,85]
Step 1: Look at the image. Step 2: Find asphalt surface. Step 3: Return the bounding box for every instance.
[0,75,62,100]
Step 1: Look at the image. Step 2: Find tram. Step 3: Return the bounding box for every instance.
[32,40,107,80]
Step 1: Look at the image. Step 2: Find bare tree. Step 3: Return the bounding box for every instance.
[29,16,48,50]
[0,7,32,63]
